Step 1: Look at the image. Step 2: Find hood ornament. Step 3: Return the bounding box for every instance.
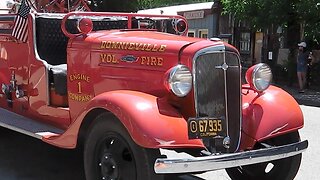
[215,62,229,71]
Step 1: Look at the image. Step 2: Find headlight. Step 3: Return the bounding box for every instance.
[246,63,272,92]
[168,65,192,97]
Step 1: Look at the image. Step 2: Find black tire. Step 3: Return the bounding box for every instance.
[226,131,302,180]
[84,113,164,180]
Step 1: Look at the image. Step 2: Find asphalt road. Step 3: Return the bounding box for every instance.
[0,128,85,180]
[0,105,317,180]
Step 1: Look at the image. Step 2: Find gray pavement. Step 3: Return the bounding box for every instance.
[0,128,85,180]
[279,84,320,107]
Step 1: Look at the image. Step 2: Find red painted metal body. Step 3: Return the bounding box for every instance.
[0,12,304,152]
[241,85,304,149]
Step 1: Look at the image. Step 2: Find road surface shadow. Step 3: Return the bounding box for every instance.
[0,127,204,180]
[0,127,85,180]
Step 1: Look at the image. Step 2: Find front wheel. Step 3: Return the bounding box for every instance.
[226,131,302,180]
[84,113,163,180]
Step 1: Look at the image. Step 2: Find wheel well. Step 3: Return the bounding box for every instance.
[77,108,115,149]
[255,131,300,149]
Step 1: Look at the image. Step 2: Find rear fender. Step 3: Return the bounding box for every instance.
[242,85,304,148]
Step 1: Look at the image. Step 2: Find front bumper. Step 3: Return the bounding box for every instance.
[154,140,308,174]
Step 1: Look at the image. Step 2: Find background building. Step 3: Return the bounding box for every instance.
[138,1,257,67]
[138,2,217,38]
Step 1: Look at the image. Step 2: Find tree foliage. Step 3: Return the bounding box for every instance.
[89,0,139,12]
[299,1,320,43]
[222,0,294,28]
[138,0,212,9]
[221,0,320,43]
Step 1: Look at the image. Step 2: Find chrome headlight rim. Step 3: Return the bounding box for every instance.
[251,63,273,92]
[168,65,192,97]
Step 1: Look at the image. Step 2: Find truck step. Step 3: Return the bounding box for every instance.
[0,108,64,139]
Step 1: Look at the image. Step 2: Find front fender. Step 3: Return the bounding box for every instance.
[43,90,203,149]
[87,90,203,148]
[242,85,304,145]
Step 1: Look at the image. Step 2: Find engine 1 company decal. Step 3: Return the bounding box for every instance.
[68,73,92,102]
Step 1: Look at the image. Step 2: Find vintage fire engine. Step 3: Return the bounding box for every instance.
[0,1,308,180]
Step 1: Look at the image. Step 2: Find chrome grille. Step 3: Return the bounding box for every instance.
[193,48,241,153]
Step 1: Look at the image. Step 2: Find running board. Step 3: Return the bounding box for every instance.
[0,108,64,139]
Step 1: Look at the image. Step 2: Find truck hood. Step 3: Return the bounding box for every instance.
[70,30,201,54]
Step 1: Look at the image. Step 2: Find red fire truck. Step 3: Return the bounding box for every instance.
[0,1,308,180]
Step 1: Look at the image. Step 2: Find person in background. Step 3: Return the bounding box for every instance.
[297,42,312,93]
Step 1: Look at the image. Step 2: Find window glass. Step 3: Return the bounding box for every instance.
[188,30,195,37]
[240,32,251,53]
[198,29,208,39]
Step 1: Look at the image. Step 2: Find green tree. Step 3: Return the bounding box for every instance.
[298,1,320,46]
[138,0,212,9]
[221,0,320,47]
[221,0,294,29]
[89,0,139,12]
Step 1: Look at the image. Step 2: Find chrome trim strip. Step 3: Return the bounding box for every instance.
[237,53,242,152]
[222,51,229,138]
[154,140,308,174]
[0,121,42,139]
[31,13,49,66]
[0,108,64,139]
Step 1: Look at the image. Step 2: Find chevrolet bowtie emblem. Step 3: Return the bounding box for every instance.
[215,63,229,70]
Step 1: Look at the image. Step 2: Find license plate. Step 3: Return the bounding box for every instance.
[188,117,225,139]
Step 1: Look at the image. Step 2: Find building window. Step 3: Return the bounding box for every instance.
[198,29,208,39]
[239,32,251,53]
[188,30,196,37]
[219,34,232,44]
